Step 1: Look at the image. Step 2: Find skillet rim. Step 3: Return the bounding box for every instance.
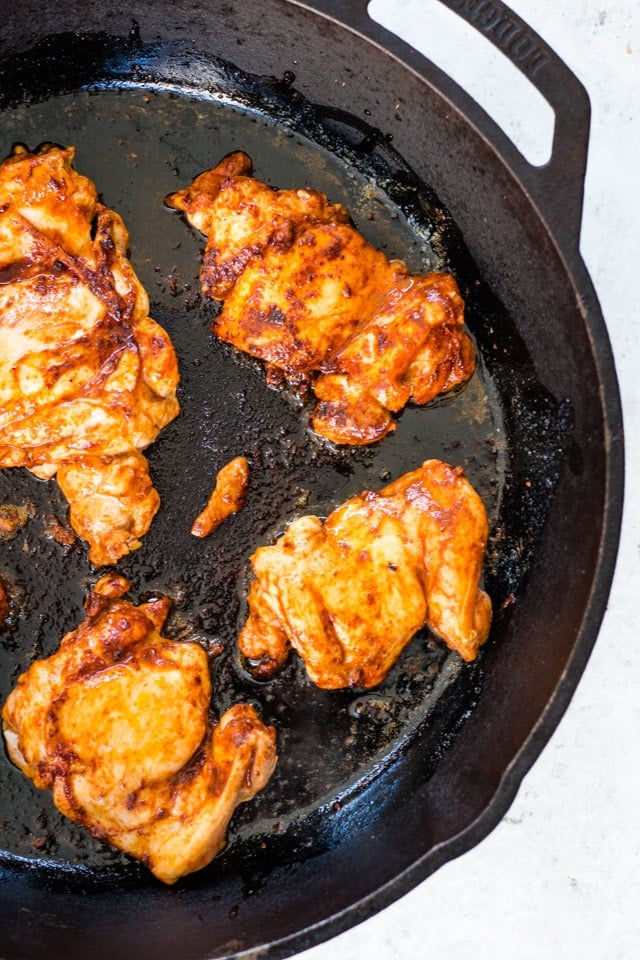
[0,1,624,958]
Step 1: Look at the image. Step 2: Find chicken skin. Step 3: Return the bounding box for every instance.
[166,152,475,445]
[0,144,179,564]
[239,460,491,689]
[2,573,277,884]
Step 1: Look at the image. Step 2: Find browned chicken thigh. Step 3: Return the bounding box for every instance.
[0,144,179,564]
[2,573,277,884]
[166,152,475,444]
[239,460,492,689]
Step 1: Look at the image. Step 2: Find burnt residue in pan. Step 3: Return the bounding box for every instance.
[0,33,572,885]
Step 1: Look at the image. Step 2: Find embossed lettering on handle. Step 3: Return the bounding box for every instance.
[448,0,550,77]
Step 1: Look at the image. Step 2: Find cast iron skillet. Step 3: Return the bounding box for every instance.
[0,2,623,958]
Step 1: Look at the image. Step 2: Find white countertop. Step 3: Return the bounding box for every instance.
[297,1,640,958]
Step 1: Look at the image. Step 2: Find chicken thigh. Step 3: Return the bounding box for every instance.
[239,460,492,689]
[166,152,475,445]
[0,144,179,564]
[2,573,277,884]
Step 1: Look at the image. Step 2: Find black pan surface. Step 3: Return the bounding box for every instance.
[0,7,621,960]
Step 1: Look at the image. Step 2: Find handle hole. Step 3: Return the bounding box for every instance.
[368,0,555,167]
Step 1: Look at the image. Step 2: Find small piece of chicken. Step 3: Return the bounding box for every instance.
[2,573,277,884]
[166,152,475,444]
[0,144,179,564]
[0,502,34,541]
[41,513,77,548]
[239,460,491,689]
[191,455,250,538]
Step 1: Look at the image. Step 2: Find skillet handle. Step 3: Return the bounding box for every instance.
[303,0,590,254]
[434,0,590,252]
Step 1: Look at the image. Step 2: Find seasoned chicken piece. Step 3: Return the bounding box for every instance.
[0,144,179,564]
[239,460,491,689]
[191,455,250,538]
[2,573,277,884]
[166,152,475,444]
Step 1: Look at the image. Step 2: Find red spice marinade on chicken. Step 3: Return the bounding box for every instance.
[239,460,492,689]
[0,144,180,565]
[165,152,476,445]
